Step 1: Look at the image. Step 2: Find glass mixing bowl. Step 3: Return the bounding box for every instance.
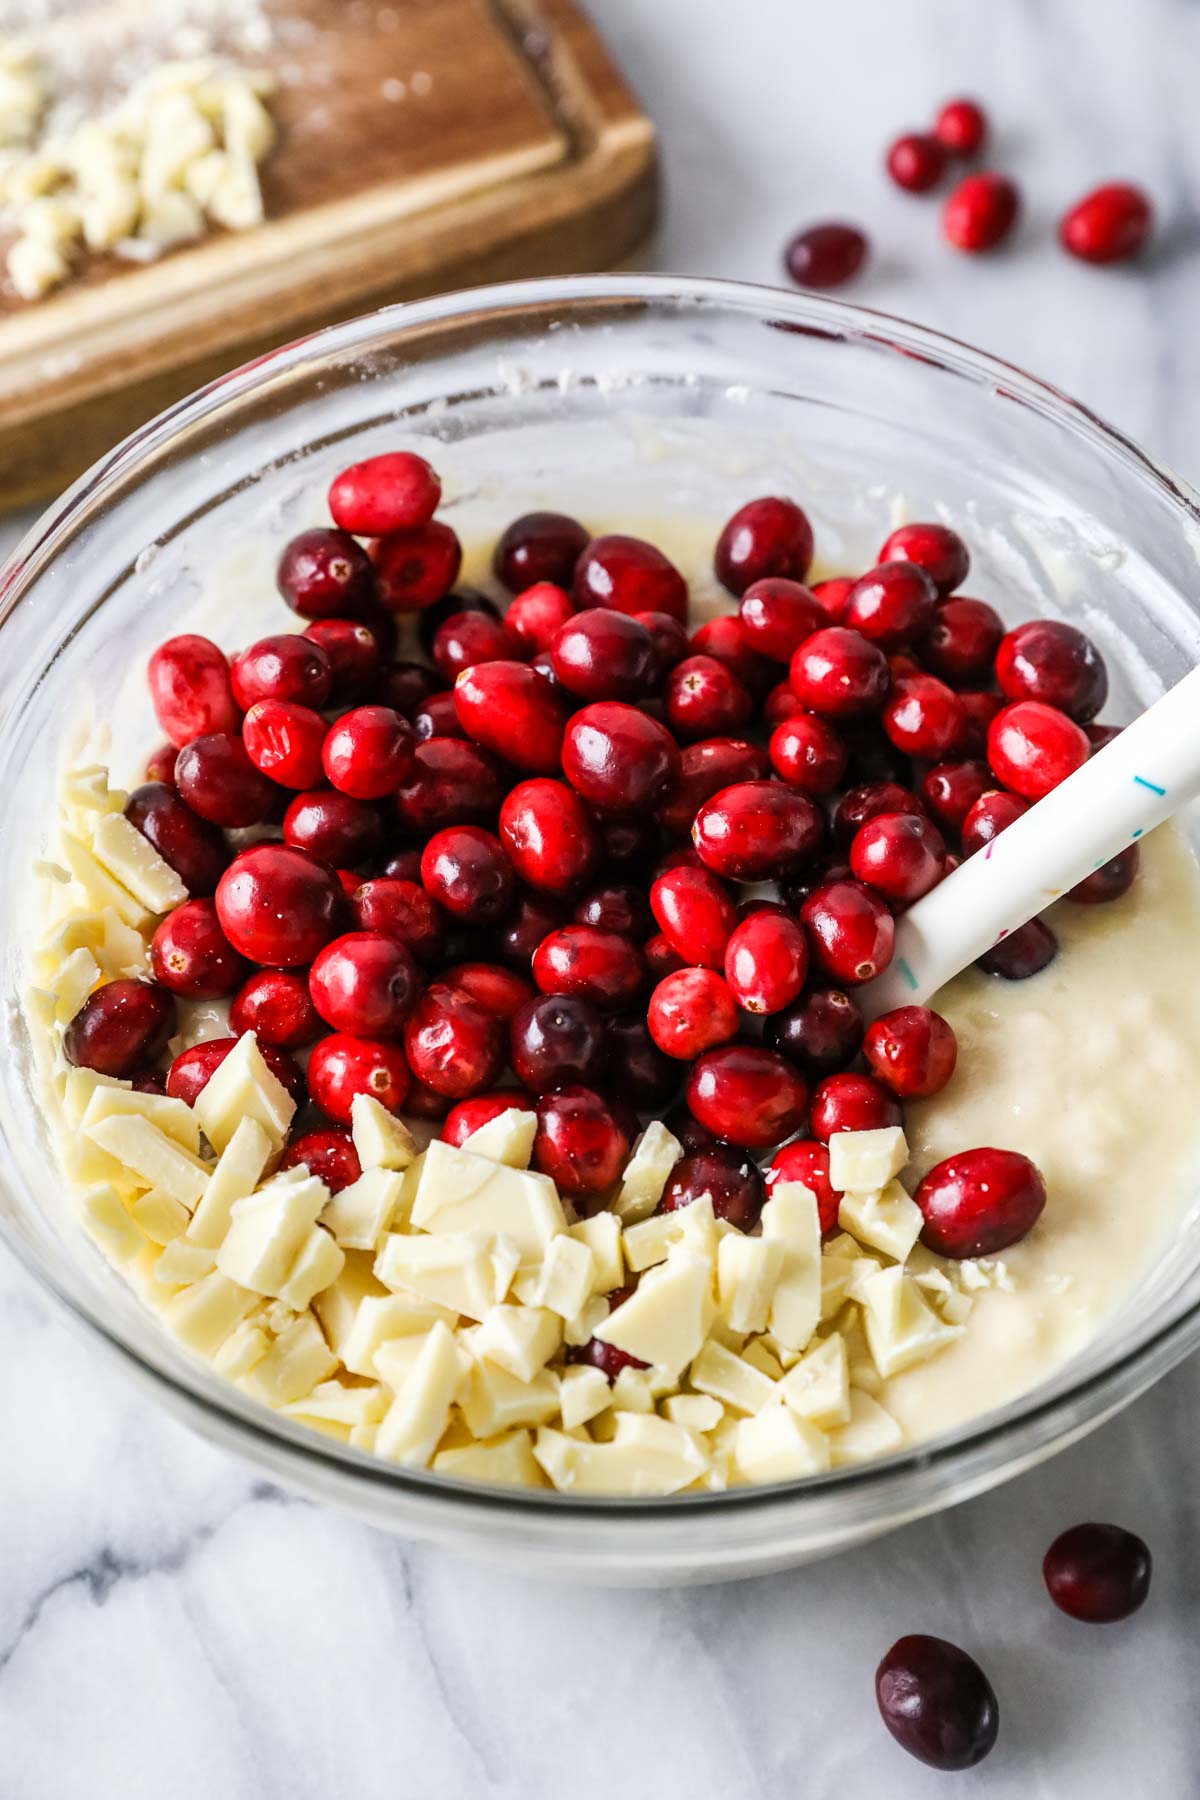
[2,274,1199,1586]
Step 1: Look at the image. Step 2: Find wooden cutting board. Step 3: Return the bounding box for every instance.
[0,0,656,509]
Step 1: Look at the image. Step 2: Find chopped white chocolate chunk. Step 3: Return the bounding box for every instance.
[461,1107,537,1169]
[129,1189,191,1246]
[375,1323,463,1467]
[527,1233,596,1322]
[760,1182,821,1352]
[433,1430,544,1489]
[90,812,187,914]
[828,1126,908,1194]
[829,1389,904,1466]
[734,1400,830,1483]
[534,1414,708,1496]
[661,1392,724,1433]
[320,1169,405,1253]
[613,1120,682,1222]
[160,1272,257,1358]
[690,1338,777,1415]
[460,1359,559,1439]
[778,1333,852,1429]
[241,1314,337,1408]
[59,833,151,929]
[85,1113,210,1207]
[568,1211,623,1294]
[187,1118,273,1249]
[473,1305,562,1383]
[350,1093,417,1172]
[557,1364,611,1430]
[838,1179,924,1263]
[717,1234,785,1335]
[859,1266,963,1379]
[593,1249,715,1380]
[410,1140,565,1268]
[194,1031,295,1155]
[375,1228,519,1323]
[80,1183,143,1265]
[154,1238,216,1286]
[338,1291,457,1377]
[81,1084,201,1154]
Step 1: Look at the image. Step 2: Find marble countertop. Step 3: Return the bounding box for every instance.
[5,2,1200,1793]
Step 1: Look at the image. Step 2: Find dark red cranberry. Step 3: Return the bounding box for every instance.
[659,738,771,836]
[738,577,824,662]
[498,778,600,897]
[605,1013,679,1110]
[648,966,738,1059]
[307,1032,409,1123]
[644,931,685,980]
[781,852,855,911]
[800,877,892,989]
[810,1071,902,1142]
[961,787,1029,855]
[864,1005,957,1098]
[421,825,514,923]
[322,705,414,799]
[63,979,176,1077]
[125,783,228,897]
[934,98,987,158]
[944,171,1019,251]
[636,610,690,681]
[957,689,1004,754]
[886,131,946,192]
[215,843,345,965]
[443,1088,536,1146]
[150,899,247,999]
[664,1104,719,1154]
[921,760,993,834]
[724,910,809,1014]
[1086,722,1122,753]
[769,711,848,796]
[432,611,524,682]
[876,1635,999,1772]
[767,987,863,1079]
[783,222,868,289]
[403,983,504,1099]
[573,534,688,623]
[533,1086,630,1196]
[917,1146,1046,1255]
[977,916,1058,980]
[832,781,924,849]
[878,523,969,598]
[381,849,423,882]
[765,1138,841,1234]
[303,618,381,704]
[309,931,417,1036]
[692,781,823,882]
[393,738,502,831]
[811,576,856,622]
[494,512,590,592]
[1060,183,1153,265]
[329,450,439,535]
[230,634,332,713]
[495,890,569,970]
[1068,843,1139,903]
[851,812,946,906]
[130,1069,166,1094]
[148,635,240,748]
[884,674,967,759]
[551,609,657,702]
[277,528,373,618]
[454,661,568,775]
[790,627,889,718]
[505,581,576,651]
[573,880,652,940]
[412,691,467,742]
[510,993,608,1092]
[989,700,1089,799]
[280,1127,363,1193]
[1043,1523,1152,1623]
[350,876,442,961]
[230,968,321,1048]
[662,1145,765,1231]
[922,599,1002,687]
[665,655,753,741]
[280,790,377,868]
[533,924,644,1012]
[650,863,738,969]
[373,520,461,611]
[144,744,178,785]
[714,497,814,596]
[166,1036,304,1108]
[686,1044,807,1150]
[562,702,680,815]
[442,961,535,1021]
[241,700,327,790]
[690,615,776,697]
[996,619,1108,723]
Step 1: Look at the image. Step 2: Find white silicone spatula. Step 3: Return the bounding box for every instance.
[861,664,1200,1020]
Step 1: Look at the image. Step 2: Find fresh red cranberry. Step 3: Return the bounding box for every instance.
[665,655,753,742]
[393,738,502,831]
[650,864,737,969]
[573,879,652,940]
[922,598,1004,685]
[1068,844,1139,904]
[550,609,657,702]
[533,1086,630,1196]
[917,1146,1046,1256]
[886,131,946,193]
[802,880,895,985]
[495,890,569,969]
[961,787,1029,855]
[505,581,576,652]
[443,1089,536,1147]
[373,521,461,611]
[738,577,825,662]
[1043,1523,1151,1623]
[714,497,814,596]
[124,783,228,897]
[1060,183,1153,265]
[692,781,823,882]
[302,619,381,704]
[532,924,644,1012]
[307,1032,410,1123]
[876,1635,999,1772]
[958,689,1004,754]
[878,523,969,598]
[239,700,325,791]
[811,577,856,622]
[431,612,524,682]
[329,450,440,535]
[230,634,332,714]
[278,529,374,620]
[494,512,590,592]
[510,992,608,1092]
[659,738,770,835]
[864,1005,957,1099]
[148,635,240,748]
[767,987,863,1080]
[498,777,600,898]
[454,661,568,775]
[944,171,1019,251]
[934,98,988,158]
[686,1044,807,1150]
[810,1071,902,1142]
[309,931,417,1036]
[790,627,889,718]
[215,843,345,965]
[605,1013,679,1109]
[279,1127,363,1193]
[150,899,247,999]
[165,1036,304,1107]
[230,968,321,1048]
[989,700,1089,799]
[995,619,1108,723]
[724,910,809,1015]
[783,222,868,289]
[63,979,176,1078]
[282,790,380,868]
[768,711,848,798]
[350,876,442,961]
[562,702,680,815]
[977,916,1058,979]
[403,983,504,1099]
[442,961,535,1021]
[647,966,738,1059]
[381,849,422,882]
[644,931,685,980]
[421,825,514,923]
[321,705,414,799]
[662,1145,765,1230]
[884,674,967,759]
[921,761,993,834]
[764,681,802,727]
[851,812,946,906]
[412,691,467,743]
[833,781,924,848]
[690,615,776,697]
[574,534,688,622]
[765,1138,841,1233]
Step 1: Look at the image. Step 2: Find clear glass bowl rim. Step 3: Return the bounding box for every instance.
[4,270,1200,1530]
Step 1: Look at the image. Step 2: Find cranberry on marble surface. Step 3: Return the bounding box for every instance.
[886,131,946,192]
[876,1635,999,1771]
[943,171,1019,251]
[783,223,868,289]
[1043,1522,1152,1623]
[934,98,988,158]
[1060,183,1153,265]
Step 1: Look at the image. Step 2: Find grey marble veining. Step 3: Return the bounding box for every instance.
[4,2,1200,1792]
